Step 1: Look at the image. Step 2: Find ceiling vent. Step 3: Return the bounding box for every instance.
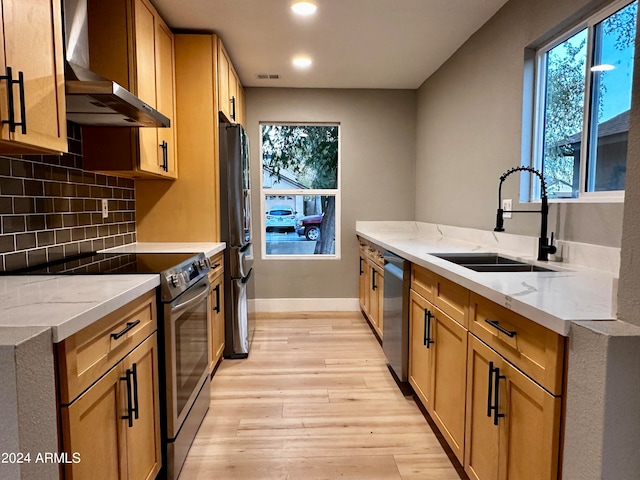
[257,74,280,80]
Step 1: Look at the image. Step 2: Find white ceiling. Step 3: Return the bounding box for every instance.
[150,0,509,89]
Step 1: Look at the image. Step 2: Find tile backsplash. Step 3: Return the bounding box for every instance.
[0,123,136,271]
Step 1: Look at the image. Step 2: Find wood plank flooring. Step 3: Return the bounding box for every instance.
[179,313,466,479]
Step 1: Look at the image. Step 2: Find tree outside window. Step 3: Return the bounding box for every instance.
[260,124,339,257]
[535,0,637,199]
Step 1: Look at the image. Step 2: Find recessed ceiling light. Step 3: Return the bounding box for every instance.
[590,64,615,72]
[292,57,312,68]
[291,1,317,16]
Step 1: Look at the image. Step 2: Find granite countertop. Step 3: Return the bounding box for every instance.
[356,221,618,336]
[0,275,159,342]
[102,241,226,258]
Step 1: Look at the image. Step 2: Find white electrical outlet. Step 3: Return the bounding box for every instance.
[102,199,109,219]
[503,199,512,219]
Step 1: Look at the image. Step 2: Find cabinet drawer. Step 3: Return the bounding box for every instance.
[57,290,157,404]
[411,264,436,302]
[208,252,224,281]
[469,292,564,395]
[411,265,469,327]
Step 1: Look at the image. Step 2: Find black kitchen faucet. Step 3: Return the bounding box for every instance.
[494,166,557,261]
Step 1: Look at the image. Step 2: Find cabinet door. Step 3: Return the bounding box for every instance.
[499,356,561,480]
[217,42,231,121]
[375,269,384,334]
[465,335,561,480]
[465,336,500,480]
[368,262,380,331]
[155,20,177,177]
[408,289,433,410]
[358,255,368,312]
[0,0,67,153]
[61,363,127,480]
[134,0,161,176]
[123,334,162,480]
[430,307,467,463]
[209,273,225,372]
[235,82,245,126]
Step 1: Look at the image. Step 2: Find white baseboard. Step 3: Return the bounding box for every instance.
[249,298,360,313]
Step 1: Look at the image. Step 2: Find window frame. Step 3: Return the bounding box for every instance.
[529,0,635,203]
[259,122,341,260]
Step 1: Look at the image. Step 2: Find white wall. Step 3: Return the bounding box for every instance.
[245,88,416,301]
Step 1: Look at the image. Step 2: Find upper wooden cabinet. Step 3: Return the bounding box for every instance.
[0,0,67,154]
[217,40,245,126]
[81,0,177,179]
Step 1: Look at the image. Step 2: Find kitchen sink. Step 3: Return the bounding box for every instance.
[430,252,555,273]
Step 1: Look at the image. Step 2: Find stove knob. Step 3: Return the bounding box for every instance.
[198,259,208,270]
[169,274,182,288]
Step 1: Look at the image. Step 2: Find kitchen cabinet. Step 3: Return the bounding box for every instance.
[0,0,67,154]
[81,0,177,179]
[358,243,384,339]
[136,33,222,242]
[465,335,561,480]
[408,288,467,462]
[58,291,161,480]
[208,252,225,373]
[218,39,245,126]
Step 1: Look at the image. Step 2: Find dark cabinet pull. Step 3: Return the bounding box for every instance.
[372,269,377,291]
[214,284,221,313]
[110,319,141,340]
[131,363,139,421]
[485,319,517,338]
[159,140,168,171]
[1,67,27,134]
[17,71,26,134]
[359,257,364,275]
[230,96,236,121]
[488,361,506,426]
[121,369,134,428]
[423,309,435,348]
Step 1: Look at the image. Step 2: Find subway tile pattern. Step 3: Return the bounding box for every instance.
[0,123,136,271]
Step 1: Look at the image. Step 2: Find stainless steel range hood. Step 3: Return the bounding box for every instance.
[64,0,170,127]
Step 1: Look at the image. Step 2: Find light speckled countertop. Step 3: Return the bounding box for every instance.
[0,275,159,342]
[356,221,618,336]
[102,241,225,258]
[0,241,226,344]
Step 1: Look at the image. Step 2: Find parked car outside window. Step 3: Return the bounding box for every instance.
[265,206,296,232]
[296,213,323,241]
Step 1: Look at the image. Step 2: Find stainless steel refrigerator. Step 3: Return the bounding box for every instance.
[219,122,254,358]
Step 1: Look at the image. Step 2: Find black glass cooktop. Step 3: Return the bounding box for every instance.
[1,251,200,275]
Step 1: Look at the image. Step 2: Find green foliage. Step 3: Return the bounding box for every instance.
[261,125,338,189]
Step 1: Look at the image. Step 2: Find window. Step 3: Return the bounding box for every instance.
[532,0,637,200]
[260,124,340,258]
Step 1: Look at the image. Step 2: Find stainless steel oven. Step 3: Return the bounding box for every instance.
[163,276,211,478]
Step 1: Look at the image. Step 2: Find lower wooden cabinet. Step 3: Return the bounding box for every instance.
[208,253,225,373]
[465,335,561,480]
[409,288,467,462]
[60,333,162,480]
[357,244,384,339]
[57,291,161,480]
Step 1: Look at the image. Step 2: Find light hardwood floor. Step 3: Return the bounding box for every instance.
[179,313,466,479]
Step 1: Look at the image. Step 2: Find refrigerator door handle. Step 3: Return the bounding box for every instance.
[239,242,252,253]
[241,268,253,284]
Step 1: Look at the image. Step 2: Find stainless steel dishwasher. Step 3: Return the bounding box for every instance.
[383,250,411,393]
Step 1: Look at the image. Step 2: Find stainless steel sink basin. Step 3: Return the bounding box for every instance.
[430,252,554,273]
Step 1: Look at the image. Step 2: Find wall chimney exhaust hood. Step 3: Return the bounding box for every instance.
[63,0,170,127]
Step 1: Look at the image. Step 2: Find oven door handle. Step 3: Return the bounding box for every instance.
[170,284,210,314]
